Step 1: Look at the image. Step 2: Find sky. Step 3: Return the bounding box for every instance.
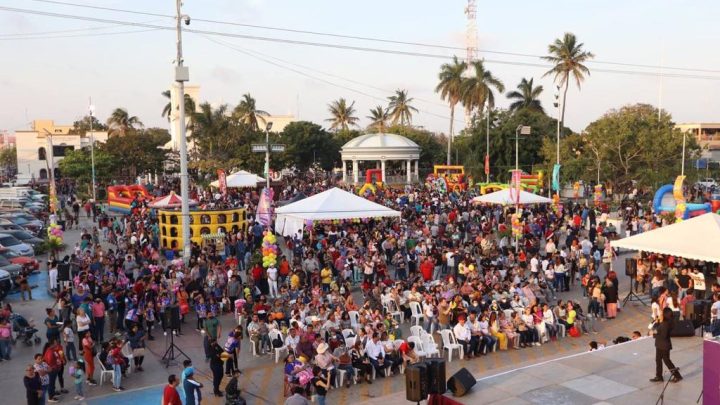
[1,0,720,136]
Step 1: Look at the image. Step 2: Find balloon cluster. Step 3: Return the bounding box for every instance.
[594,185,603,206]
[262,231,278,268]
[47,223,64,244]
[511,213,523,238]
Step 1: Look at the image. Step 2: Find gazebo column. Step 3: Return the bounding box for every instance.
[406,159,412,184]
[414,160,419,181]
[342,160,347,183]
[375,161,381,170]
[381,160,387,182]
[352,160,359,184]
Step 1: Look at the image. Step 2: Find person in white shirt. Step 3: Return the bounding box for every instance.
[365,333,389,375]
[284,328,300,353]
[530,255,539,275]
[48,261,58,292]
[267,265,279,298]
[452,316,471,356]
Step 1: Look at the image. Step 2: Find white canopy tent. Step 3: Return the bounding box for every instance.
[612,213,720,263]
[472,189,553,206]
[274,187,401,237]
[210,170,265,188]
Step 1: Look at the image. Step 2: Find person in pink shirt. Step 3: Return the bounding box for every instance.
[91,298,106,342]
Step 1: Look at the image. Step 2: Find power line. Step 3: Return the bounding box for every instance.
[4,6,720,81]
[0,28,160,40]
[22,0,720,75]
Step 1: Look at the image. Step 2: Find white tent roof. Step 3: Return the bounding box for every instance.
[472,189,553,205]
[274,187,401,237]
[210,170,265,188]
[612,213,720,263]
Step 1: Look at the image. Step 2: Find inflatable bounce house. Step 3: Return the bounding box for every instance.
[358,169,383,196]
[515,171,543,193]
[653,175,712,220]
[107,184,151,214]
[158,208,248,250]
[432,165,468,192]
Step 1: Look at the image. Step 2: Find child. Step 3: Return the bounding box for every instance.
[72,359,86,400]
[62,320,77,362]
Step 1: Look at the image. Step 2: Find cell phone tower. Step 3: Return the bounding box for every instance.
[464,0,478,128]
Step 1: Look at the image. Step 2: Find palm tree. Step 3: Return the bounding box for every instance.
[326,98,359,131]
[460,60,505,118]
[366,106,390,133]
[107,108,143,137]
[542,32,594,127]
[161,90,196,121]
[387,89,418,127]
[506,78,545,113]
[435,56,467,164]
[232,93,269,130]
[191,103,230,158]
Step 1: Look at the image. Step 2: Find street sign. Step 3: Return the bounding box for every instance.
[270,144,286,152]
[252,144,267,153]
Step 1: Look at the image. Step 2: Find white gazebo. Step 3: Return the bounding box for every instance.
[340,133,421,185]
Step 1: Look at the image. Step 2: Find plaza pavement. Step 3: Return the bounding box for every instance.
[0,212,672,405]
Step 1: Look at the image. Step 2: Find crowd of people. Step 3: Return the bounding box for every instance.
[12,173,718,405]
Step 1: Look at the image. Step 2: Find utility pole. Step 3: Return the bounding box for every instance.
[485,99,490,183]
[88,98,96,202]
[175,0,192,263]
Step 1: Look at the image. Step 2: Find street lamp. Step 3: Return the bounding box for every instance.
[514,125,531,172]
[174,0,192,263]
[88,99,96,202]
[265,121,273,190]
[513,125,531,253]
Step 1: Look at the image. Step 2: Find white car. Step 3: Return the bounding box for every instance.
[696,178,718,189]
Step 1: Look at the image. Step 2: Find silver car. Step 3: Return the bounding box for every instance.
[0,233,34,257]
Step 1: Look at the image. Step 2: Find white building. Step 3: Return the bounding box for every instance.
[15,120,108,184]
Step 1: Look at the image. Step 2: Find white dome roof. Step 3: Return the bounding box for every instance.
[342,133,419,149]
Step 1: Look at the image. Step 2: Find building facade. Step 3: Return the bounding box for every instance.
[15,120,108,184]
[676,123,720,161]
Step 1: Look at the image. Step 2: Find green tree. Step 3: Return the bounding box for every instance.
[282,121,339,171]
[387,89,418,127]
[191,102,231,159]
[387,125,445,172]
[68,115,108,135]
[326,98,359,132]
[435,56,467,164]
[366,106,390,133]
[99,128,169,177]
[58,148,116,184]
[107,108,143,137]
[232,93,269,131]
[0,147,17,176]
[542,32,594,129]
[161,90,196,121]
[461,60,505,118]
[506,78,544,113]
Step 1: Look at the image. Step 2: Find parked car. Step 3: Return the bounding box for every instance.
[0,233,34,257]
[0,229,43,250]
[696,178,718,189]
[0,269,12,300]
[0,254,23,279]
[0,214,43,235]
[0,248,39,272]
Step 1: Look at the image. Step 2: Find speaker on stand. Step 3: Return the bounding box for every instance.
[405,362,428,403]
[161,305,189,367]
[425,358,447,394]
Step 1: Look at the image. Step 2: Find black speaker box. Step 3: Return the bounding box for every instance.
[625,258,637,277]
[685,300,710,328]
[167,306,181,330]
[670,320,696,337]
[405,362,428,402]
[447,367,476,397]
[425,358,447,394]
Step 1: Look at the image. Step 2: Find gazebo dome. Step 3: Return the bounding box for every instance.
[342,133,419,149]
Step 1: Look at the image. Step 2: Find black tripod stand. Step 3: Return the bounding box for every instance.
[622,275,648,306]
[161,329,189,367]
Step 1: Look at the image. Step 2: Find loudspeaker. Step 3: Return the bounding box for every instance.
[447,368,476,397]
[57,264,70,282]
[425,358,447,394]
[167,306,181,330]
[686,300,711,328]
[405,363,428,402]
[670,320,696,337]
[624,258,637,277]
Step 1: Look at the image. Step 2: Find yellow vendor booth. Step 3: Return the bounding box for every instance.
[158,208,247,250]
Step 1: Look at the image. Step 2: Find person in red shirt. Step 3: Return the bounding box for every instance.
[420,257,434,282]
[162,374,182,405]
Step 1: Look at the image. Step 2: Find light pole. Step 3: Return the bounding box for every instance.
[88,99,96,201]
[265,121,273,190]
[513,125,531,252]
[553,86,561,196]
[485,99,490,183]
[681,131,687,176]
[174,0,192,263]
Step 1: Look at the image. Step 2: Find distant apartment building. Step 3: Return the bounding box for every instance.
[0,131,16,149]
[15,120,108,184]
[676,123,720,161]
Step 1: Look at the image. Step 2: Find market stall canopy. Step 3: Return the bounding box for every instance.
[210,170,265,188]
[471,189,553,205]
[274,187,401,237]
[612,213,720,263]
[148,191,198,209]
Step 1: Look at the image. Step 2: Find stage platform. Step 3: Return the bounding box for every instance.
[359,335,703,405]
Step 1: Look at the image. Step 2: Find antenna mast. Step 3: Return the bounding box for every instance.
[464,0,478,128]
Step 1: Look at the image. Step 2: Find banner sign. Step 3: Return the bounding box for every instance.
[217,169,227,196]
[484,154,490,175]
[510,170,522,204]
[552,163,561,192]
[257,187,274,227]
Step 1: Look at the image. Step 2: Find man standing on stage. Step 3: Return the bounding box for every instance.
[650,307,683,383]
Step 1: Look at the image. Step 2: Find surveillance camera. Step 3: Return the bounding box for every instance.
[183,15,191,25]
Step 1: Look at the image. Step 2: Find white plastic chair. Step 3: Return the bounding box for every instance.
[384,300,404,324]
[336,368,357,387]
[439,330,464,362]
[97,355,114,386]
[348,311,360,331]
[121,342,134,373]
[409,301,424,326]
[421,333,440,358]
[410,325,425,338]
[407,336,427,358]
[342,328,356,341]
[345,337,356,349]
[269,329,288,363]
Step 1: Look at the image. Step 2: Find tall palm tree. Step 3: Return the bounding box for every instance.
[191,103,230,158]
[387,89,418,127]
[232,93,269,130]
[366,106,390,133]
[107,108,143,137]
[542,32,594,127]
[506,78,545,113]
[326,98,359,131]
[460,60,505,118]
[435,56,467,164]
[161,90,196,121]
